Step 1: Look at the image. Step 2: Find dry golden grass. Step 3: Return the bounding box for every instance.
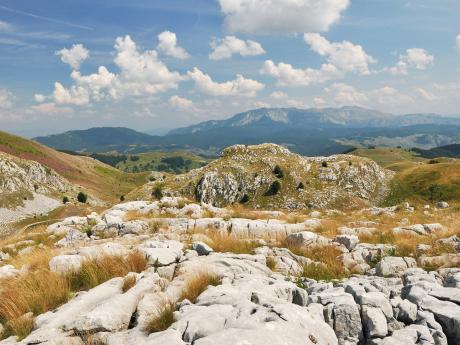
[8,248,56,272]
[180,271,221,303]
[313,219,341,238]
[0,250,148,340]
[278,213,307,224]
[122,275,137,293]
[0,225,54,252]
[144,300,176,334]
[227,204,272,220]
[0,270,70,339]
[199,230,260,254]
[123,210,156,221]
[284,242,349,281]
[67,251,147,291]
[266,256,277,271]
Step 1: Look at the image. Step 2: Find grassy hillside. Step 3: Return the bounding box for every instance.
[351,146,460,205]
[0,131,148,203]
[412,144,460,159]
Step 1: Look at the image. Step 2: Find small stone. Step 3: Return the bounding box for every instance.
[192,241,214,256]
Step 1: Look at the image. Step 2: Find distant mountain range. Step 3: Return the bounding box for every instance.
[170,107,460,134]
[34,106,460,156]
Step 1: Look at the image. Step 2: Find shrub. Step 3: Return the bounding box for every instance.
[265,181,281,196]
[273,165,284,179]
[321,161,328,168]
[239,194,250,204]
[120,195,125,202]
[152,186,163,200]
[77,192,87,203]
[297,182,305,190]
[62,196,69,204]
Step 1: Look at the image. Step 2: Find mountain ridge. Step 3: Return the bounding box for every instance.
[170,106,460,135]
[33,106,460,156]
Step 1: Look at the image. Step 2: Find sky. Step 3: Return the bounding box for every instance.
[0,0,459,137]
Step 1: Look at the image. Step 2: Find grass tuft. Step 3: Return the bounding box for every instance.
[67,251,147,291]
[180,271,221,303]
[122,275,137,293]
[144,301,176,334]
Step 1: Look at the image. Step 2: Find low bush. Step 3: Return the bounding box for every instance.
[265,181,281,196]
[77,192,87,203]
[273,165,284,179]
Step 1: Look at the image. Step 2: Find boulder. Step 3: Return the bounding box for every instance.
[362,306,388,338]
[437,201,449,209]
[375,257,417,277]
[0,264,20,279]
[138,240,184,266]
[192,242,214,256]
[285,231,330,248]
[49,255,84,274]
[334,235,359,251]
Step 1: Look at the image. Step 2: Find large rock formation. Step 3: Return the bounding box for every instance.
[133,144,394,210]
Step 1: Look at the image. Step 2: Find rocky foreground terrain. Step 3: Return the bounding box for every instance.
[1,196,460,345]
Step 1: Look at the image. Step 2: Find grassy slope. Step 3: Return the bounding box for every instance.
[351,147,426,171]
[352,147,460,205]
[0,131,148,203]
[115,151,210,173]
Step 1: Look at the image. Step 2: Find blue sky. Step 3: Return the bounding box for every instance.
[0,0,459,137]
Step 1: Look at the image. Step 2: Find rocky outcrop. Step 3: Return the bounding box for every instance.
[0,152,73,224]
[134,144,394,210]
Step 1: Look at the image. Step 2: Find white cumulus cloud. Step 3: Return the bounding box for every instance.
[270,91,288,99]
[261,35,375,87]
[157,31,190,59]
[56,44,90,70]
[388,48,434,75]
[321,83,414,109]
[209,36,265,60]
[304,33,376,75]
[260,60,341,86]
[169,95,194,110]
[34,94,46,103]
[51,35,183,106]
[188,67,264,97]
[218,0,350,34]
[324,83,368,105]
